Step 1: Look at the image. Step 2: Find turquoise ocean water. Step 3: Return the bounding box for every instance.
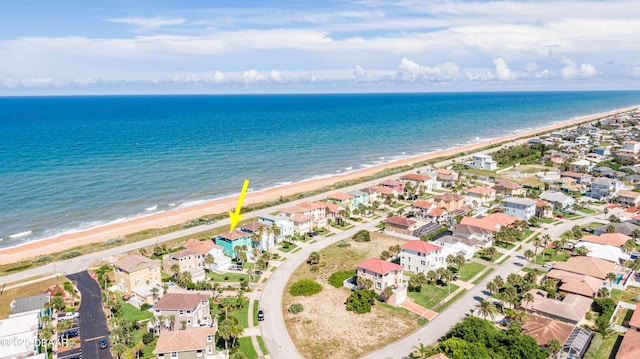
[1,91,640,247]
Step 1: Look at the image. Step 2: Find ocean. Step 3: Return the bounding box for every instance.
[1,91,640,247]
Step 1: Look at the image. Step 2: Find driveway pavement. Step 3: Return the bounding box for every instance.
[67,271,111,359]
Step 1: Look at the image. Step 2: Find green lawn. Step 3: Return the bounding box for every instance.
[435,289,467,312]
[228,300,250,328]
[540,217,556,224]
[257,336,268,355]
[614,308,634,326]
[584,333,624,359]
[585,221,606,229]
[533,248,571,265]
[497,255,511,265]
[580,208,596,214]
[252,300,259,327]
[408,283,459,309]
[207,272,258,282]
[474,249,504,263]
[495,241,516,250]
[237,336,259,359]
[611,287,640,304]
[122,302,153,322]
[379,303,427,325]
[132,328,156,358]
[518,229,534,241]
[457,262,486,282]
[278,243,298,253]
[472,268,494,285]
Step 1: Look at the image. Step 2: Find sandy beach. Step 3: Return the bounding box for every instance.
[0,105,637,265]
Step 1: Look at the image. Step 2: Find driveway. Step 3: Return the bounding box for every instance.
[67,271,111,359]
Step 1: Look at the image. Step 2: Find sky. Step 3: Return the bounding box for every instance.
[1,0,639,94]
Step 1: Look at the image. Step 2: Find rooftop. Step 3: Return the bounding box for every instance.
[616,329,640,359]
[401,240,442,254]
[327,192,355,201]
[183,239,222,255]
[580,233,631,248]
[154,328,218,354]
[216,229,251,241]
[629,302,640,328]
[521,314,574,346]
[400,173,431,182]
[10,294,50,315]
[154,293,210,311]
[385,216,416,227]
[552,256,616,280]
[528,289,593,323]
[114,254,160,273]
[357,258,404,275]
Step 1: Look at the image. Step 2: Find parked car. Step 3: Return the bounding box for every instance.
[543,263,554,269]
[253,270,263,276]
[64,330,79,338]
[61,312,79,320]
[99,338,108,349]
[230,265,243,271]
[257,309,265,321]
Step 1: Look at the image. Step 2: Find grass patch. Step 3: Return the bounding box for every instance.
[474,249,504,263]
[611,288,640,304]
[472,268,494,285]
[228,300,250,328]
[533,248,571,265]
[257,336,268,355]
[457,262,486,282]
[132,327,156,358]
[497,255,511,265]
[0,277,63,320]
[379,303,426,325]
[328,270,356,288]
[253,300,259,327]
[207,272,258,283]
[495,241,515,250]
[122,302,153,322]
[237,336,258,359]
[614,308,634,326]
[584,332,623,359]
[518,229,534,241]
[278,242,298,253]
[292,247,302,253]
[580,208,596,214]
[408,283,459,310]
[435,289,467,312]
[585,221,606,229]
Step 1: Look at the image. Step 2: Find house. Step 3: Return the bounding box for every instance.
[580,233,632,248]
[589,177,620,200]
[494,180,524,197]
[0,310,41,359]
[470,154,498,170]
[379,179,404,193]
[384,216,417,236]
[593,147,611,157]
[617,190,640,207]
[214,230,252,258]
[616,330,640,359]
[413,200,435,219]
[433,193,465,211]
[356,258,406,305]
[434,234,477,260]
[163,249,205,283]
[182,239,230,271]
[622,141,640,154]
[347,190,369,209]
[574,242,629,263]
[539,191,576,210]
[259,214,294,241]
[629,302,640,330]
[594,222,640,236]
[451,224,494,246]
[435,168,458,186]
[278,205,318,230]
[546,269,604,297]
[466,187,496,206]
[552,256,617,280]
[400,173,434,191]
[10,294,51,318]
[400,240,451,273]
[570,159,594,172]
[521,314,574,347]
[501,197,536,220]
[534,199,553,218]
[290,213,313,234]
[240,221,275,252]
[459,213,518,233]
[153,293,212,330]
[575,136,589,145]
[298,202,329,225]
[561,171,592,184]
[526,289,593,324]
[114,254,162,305]
[326,192,355,209]
[153,328,221,359]
[425,207,449,223]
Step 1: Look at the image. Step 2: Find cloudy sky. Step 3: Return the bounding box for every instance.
[2,0,639,94]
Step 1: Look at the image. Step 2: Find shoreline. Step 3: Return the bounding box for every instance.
[0,105,637,265]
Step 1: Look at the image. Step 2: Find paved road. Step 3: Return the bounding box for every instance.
[67,272,111,359]
[260,219,382,359]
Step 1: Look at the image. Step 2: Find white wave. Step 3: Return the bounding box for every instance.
[345,167,353,171]
[9,230,33,239]
[145,205,157,211]
[276,181,292,186]
[336,169,342,173]
[168,203,176,207]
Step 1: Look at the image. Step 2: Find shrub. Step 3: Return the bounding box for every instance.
[32,255,53,264]
[103,237,124,246]
[142,332,155,345]
[186,282,196,290]
[328,270,356,288]
[289,279,323,296]
[288,303,304,314]
[337,240,351,247]
[352,230,371,242]
[346,290,377,314]
[59,250,82,260]
[140,303,150,311]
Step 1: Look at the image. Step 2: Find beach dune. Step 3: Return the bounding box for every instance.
[0,106,636,265]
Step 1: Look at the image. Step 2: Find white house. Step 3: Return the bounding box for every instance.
[240,221,276,252]
[434,235,477,260]
[259,215,294,241]
[589,177,620,200]
[539,191,576,210]
[502,197,536,220]
[400,240,456,274]
[575,136,590,145]
[574,242,629,264]
[470,154,498,171]
[622,141,640,154]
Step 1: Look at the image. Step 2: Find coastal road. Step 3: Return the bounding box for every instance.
[260,219,383,359]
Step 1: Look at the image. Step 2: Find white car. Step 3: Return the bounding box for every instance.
[542,263,554,269]
[61,312,79,320]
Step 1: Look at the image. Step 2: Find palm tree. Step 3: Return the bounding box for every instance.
[522,292,534,310]
[411,343,432,359]
[446,254,455,268]
[151,287,159,302]
[204,253,215,269]
[606,272,618,286]
[532,237,542,257]
[157,315,165,332]
[169,314,176,331]
[454,255,466,272]
[180,320,187,330]
[573,246,589,256]
[426,270,437,285]
[542,234,551,261]
[356,277,373,290]
[523,249,534,262]
[170,264,180,278]
[308,251,320,265]
[624,239,636,253]
[597,287,610,298]
[486,281,498,296]
[381,286,394,302]
[476,300,498,322]
[547,338,563,356]
[493,275,504,289]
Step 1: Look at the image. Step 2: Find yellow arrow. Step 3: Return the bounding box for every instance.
[229,179,250,232]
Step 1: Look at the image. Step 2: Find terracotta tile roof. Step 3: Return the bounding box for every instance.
[154,293,210,311]
[385,216,416,227]
[459,214,518,232]
[467,187,496,195]
[428,208,447,217]
[435,193,465,201]
[114,254,160,273]
[357,257,403,275]
[451,223,494,236]
[521,314,574,346]
[279,206,308,215]
[290,213,313,223]
[183,239,221,255]
[561,171,591,178]
[400,173,431,182]
[616,330,640,359]
[217,229,251,241]
[528,289,592,323]
[413,200,434,210]
[380,179,402,187]
[629,303,640,328]
[401,240,442,254]
[619,190,640,199]
[534,199,550,207]
[166,248,200,259]
[435,169,454,175]
[552,256,616,280]
[299,202,328,210]
[546,270,603,297]
[483,213,519,226]
[580,233,631,247]
[327,192,355,201]
[154,328,217,354]
[371,185,396,195]
[324,202,341,213]
[240,221,269,233]
[495,180,522,189]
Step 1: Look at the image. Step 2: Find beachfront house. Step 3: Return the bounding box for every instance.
[162,249,206,282]
[259,214,294,242]
[153,328,222,359]
[240,221,275,252]
[379,179,404,193]
[347,190,369,209]
[153,293,212,330]
[400,240,451,273]
[470,154,498,171]
[326,192,355,209]
[617,190,640,207]
[182,239,230,271]
[113,254,162,305]
[0,310,40,359]
[214,230,252,258]
[400,173,434,192]
[501,197,536,220]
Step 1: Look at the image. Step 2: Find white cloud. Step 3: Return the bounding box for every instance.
[107,17,188,30]
[633,67,640,77]
[493,58,515,80]
[560,58,597,79]
[396,58,460,81]
[352,65,370,81]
